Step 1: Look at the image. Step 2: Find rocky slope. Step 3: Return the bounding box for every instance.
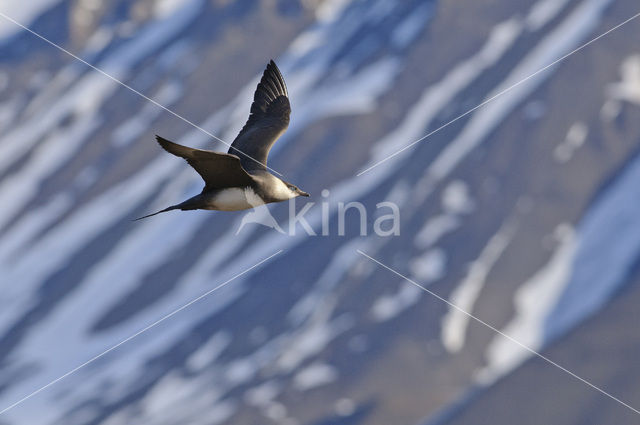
[0,0,639,424]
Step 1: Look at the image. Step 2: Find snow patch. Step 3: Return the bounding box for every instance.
[277,315,353,372]
[244,381,281,408]
[186,331,232,372]
[546,141,640,340]
[409,248,447,282]
[0,0,63,41]
[600,99,622,122]
[553,122,588,163]
[371,282,422,322]
[607,54,640,105]
[414,214,460,249]
[391,2,433,49]
[441,180,475,214]
[476,225,575,384]
[441,220,516,353]
[154,0,188,18]
[293,363,338,390]
[316,0,352,23]
[526,0,572,31]
[111,80,183,147]
[335,398,357,416]
[426,0,615,185]
[371,17,523,163]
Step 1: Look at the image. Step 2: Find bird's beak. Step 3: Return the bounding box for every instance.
[299,190,310,197]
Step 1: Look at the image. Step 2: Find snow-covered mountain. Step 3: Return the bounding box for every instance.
[1,0,640,424]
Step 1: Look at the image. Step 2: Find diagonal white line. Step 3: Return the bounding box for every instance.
[0,11,283,177]
[356,249,640,415]
[0,249,283,416]
[356,11,640,177]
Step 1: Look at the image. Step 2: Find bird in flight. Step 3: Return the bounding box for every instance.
[136,60,308,220]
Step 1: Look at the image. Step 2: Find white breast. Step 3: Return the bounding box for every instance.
[210,187,265,211]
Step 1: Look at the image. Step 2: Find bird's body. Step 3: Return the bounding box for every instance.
[208,187,263,211]
[136,60,308,220]
[200,173,293,211]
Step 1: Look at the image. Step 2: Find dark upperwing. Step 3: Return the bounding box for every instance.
[155,136,254,191]
[228,60,291,172]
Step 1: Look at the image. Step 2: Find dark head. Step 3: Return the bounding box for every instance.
[283,181,309,198]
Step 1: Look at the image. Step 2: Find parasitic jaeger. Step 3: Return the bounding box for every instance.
[136,60,308,220]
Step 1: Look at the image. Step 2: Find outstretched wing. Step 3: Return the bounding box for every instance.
[156,136,254,190]
[228,60,290,171]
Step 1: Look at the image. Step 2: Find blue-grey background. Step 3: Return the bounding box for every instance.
[1,0,640,424]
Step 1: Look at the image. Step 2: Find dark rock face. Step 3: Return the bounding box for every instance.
[1,1,639,424]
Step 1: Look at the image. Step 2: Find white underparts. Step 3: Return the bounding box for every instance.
[210,187,265,211]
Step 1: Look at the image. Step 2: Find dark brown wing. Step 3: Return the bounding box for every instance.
[228,60,290,171]
[156,136,254,190]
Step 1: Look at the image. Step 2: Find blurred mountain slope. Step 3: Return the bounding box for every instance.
[428,268,640,425]
[0,0,639,424]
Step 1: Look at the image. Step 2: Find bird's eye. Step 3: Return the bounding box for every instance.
[289,186,296,191]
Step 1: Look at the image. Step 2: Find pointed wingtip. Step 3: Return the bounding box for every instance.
[265,61,275,74]
[264,60,287,97]
[267,60,280,73]
[155,135,170,148]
